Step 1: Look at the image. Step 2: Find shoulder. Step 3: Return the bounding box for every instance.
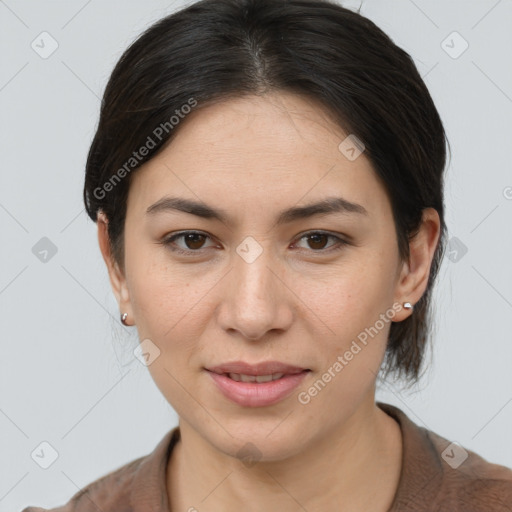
[378,402,512,511]
[20,455,145,512]
[21,427,179,512]
[426,428,512,511]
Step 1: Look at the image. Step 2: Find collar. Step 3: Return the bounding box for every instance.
[377,401,444,511]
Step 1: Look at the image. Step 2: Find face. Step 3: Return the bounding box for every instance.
[100,92,436,461]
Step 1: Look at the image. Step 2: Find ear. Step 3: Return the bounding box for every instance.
[392,207,441,322]
[97,211,134,325]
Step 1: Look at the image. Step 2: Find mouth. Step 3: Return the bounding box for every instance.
[204,361,311,407]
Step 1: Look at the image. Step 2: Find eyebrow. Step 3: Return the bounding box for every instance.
[146,195,368,225]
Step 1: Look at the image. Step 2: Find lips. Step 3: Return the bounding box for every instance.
[205,361,311,407]
[205,361,310,407]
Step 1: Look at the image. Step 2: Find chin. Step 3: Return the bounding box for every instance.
[205,416,311,463]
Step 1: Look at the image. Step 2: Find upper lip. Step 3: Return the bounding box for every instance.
[206,361,309,376]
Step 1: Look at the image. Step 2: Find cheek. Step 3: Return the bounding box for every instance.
[312,254,394,328]
[124,242,233,378]
[124,246,211,413]
[301,273,393,413]
[124,241,195,343]
[306,252,397,375]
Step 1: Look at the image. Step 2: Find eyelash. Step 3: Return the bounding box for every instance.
[160,230,349,256]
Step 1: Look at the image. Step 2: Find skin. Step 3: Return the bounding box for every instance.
[98,92,440,511]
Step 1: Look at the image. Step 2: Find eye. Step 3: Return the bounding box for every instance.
[293,231,348,253]
[161,231,216,255]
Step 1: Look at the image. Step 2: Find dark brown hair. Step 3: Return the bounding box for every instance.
[83,0,450,383]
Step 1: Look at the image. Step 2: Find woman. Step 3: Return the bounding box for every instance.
[23,0,512,510]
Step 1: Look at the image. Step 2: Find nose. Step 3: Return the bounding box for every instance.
[216,245,293,341]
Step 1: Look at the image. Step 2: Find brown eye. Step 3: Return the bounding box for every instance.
[306,233,329,250]
[294,231,348,253]
[181,233,207,250]
[162,231,214,254]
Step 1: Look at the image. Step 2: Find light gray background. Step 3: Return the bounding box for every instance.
[1,0,511,510]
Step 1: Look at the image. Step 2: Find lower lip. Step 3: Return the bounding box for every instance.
[206,370,309,407]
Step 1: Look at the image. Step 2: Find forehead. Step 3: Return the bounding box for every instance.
[167,92,348,161]
[127,92,391,222]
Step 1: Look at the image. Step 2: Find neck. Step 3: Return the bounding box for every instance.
[167,398,402,512]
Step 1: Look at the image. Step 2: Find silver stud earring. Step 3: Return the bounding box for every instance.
[121,312,129,325]
[403,302,413,311]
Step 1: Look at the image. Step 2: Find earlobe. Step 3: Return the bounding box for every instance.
[393,208,441,321]
[97,211,134,324]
